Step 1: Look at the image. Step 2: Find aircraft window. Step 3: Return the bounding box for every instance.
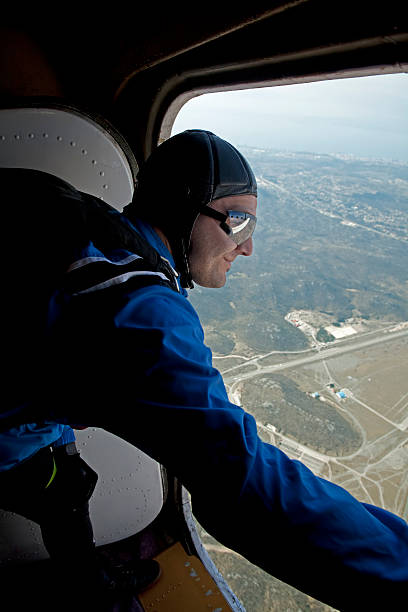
[172,74,408,611]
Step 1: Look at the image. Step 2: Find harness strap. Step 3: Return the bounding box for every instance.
[0,169,180,431]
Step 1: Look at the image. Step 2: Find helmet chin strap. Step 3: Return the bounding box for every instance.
[0,102,137,210]
[179,237,194,289]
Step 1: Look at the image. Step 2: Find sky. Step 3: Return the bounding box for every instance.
[172,73,408,162]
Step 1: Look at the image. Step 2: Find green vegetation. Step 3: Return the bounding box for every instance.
[203,330,235,355]
[316,328,335,343]
[241,373,362,455]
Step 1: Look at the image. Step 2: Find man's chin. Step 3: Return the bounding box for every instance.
[214,275,227,289]
[195,275,226,289]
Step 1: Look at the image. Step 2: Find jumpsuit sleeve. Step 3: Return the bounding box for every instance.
[47,283,408,610]
[51,425,76,447]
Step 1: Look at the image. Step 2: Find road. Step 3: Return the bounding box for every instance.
[224,329,408,383]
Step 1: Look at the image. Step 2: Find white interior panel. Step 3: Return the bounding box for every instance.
[0,429,164,565]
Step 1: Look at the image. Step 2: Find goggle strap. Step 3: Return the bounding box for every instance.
[200,206,228,224]
[220,221,232,235]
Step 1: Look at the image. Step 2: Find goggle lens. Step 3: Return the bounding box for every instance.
[200,207,257,245]
[226,211,257,244]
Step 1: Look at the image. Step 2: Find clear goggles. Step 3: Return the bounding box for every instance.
[200,207,257,245]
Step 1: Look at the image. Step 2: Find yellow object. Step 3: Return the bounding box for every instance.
[139,542,232,611]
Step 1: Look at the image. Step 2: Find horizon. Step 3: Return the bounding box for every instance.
[172,73,408,164]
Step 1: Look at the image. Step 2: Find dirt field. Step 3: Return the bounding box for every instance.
[296,336,408,517]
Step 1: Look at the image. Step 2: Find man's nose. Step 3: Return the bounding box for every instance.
[236,236,253,256]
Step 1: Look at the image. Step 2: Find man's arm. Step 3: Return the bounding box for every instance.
[46,283,408,609]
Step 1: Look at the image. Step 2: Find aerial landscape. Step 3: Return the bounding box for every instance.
[189,147,408,611]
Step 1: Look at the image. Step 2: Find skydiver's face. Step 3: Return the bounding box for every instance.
[188,194,257,288]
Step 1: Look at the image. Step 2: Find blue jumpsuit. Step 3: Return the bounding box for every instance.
[3,172,408,609]
[0,423,75,472]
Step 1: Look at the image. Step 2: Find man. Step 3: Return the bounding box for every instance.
[1,30,407,611]
[25,128,404,611]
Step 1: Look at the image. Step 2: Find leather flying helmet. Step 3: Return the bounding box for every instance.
[124,129,257,288]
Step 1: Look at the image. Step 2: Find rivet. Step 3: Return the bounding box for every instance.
[99,171,105,176]
[14,134,20,139]
[70,141,76,147]
[28,133,35,139]
[103,184,108,189]
[43,133,49,138]
[0,136,5,141]
[92,159,97,165]
[82,149,87,155]
[57,136,63,141]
